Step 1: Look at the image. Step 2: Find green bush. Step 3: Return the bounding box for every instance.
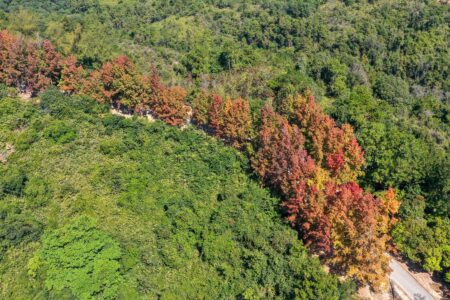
[43,121,77,144]
[24,176,51,207]
[0,84,17,98]
[99,137,127,156]
[0,202,42,260]
[393,216,450,278]
[373,74,410,105]
[29,216,123,299]
[15,129,39,151]
[40,88,107,119]
[0,168,27,198]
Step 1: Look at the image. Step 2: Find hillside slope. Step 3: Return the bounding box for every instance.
[0,91,353,299]
[0,0,449,292]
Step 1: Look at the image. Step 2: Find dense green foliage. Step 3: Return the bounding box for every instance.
[0,92,353,298]
[29,216,123,299]
[0,0,449,290]
[0,29,398,288]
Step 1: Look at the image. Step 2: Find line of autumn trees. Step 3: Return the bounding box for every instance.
[0,30,400,290]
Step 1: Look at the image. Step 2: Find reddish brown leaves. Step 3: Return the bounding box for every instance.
[254,105,316,196]
[221,97,253,147]
[0,30,24,88]
[208,94,224,135]
[25,40,61,95]
[326,149,345,172]
[0,31,61,95]
[287,93,365,183]
[82,55,146,111]
[150,85,190,126]
[145,67,190,126]
[59,55,85,94]
[81,59,190,126]
[206,95,253,147]
[253,101,399,288]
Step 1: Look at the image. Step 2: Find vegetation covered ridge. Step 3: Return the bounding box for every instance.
[0,29,400,289]
[0,93,356,299]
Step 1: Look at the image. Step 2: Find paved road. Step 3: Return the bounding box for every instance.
[390,259,436,300]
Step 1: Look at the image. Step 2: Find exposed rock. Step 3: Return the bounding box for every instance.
[0,143,15,163]
[18,92,32,100]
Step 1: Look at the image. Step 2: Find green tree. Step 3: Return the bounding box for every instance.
[29,216,123,300]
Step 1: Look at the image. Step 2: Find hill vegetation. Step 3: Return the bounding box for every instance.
[0,91,356,299]
[0,29,402,289]
[0,0,449,297]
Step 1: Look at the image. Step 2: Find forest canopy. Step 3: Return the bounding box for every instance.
[0,93,355,299]
[0,0,449,297]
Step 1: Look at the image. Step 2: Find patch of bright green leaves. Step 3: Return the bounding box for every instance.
[29,216,123,299]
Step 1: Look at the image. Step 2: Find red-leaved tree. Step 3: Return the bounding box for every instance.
[0,30,25,88]
[253,102,399,289]
[82,55,146,112]
[25,40,61,95]
[208,94,225,135]
[146,67,190,126]
[287,93,365,183]
[253,105,317,196]
[59,55,85,94]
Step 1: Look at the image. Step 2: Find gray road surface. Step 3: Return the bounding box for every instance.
[390,259,436,300]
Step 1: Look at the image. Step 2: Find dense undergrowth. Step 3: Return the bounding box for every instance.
[0,92,355,299]
[0,0,449,295]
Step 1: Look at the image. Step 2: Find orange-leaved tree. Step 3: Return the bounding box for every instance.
[59,55,85,95]
[221,97,253,147]
[0,30,25,88]
[146,66,190,126]
[323,182,399,289]
[205,95,253,147]
[286,93,365,183]
[253,99,399,289]
[82,55,147,112]
[25,40,61,95]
